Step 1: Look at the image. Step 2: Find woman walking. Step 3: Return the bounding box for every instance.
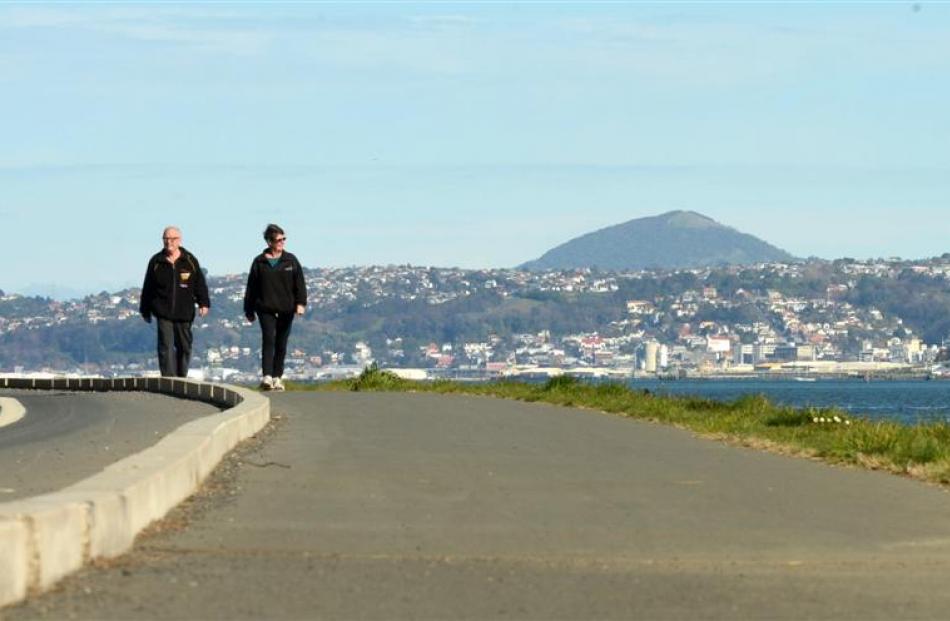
[244,224,307,391]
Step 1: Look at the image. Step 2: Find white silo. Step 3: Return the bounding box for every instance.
[644,341,659,373]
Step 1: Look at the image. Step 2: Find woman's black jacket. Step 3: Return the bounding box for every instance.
[243,251,307,316]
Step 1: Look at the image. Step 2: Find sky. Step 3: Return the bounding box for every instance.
[1,1,948,298]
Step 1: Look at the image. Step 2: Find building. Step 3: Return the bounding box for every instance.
[643,340,660,373]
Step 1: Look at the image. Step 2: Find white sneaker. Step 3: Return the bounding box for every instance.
[272,377,286,391]
[259,375,274,391]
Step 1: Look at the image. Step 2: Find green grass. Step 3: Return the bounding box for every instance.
[284,366,950,487]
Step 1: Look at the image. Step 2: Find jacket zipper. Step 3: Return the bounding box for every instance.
[170,259,177,315]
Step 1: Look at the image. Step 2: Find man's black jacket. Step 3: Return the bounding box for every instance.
[140,248,211,322]
[243,251,307,316]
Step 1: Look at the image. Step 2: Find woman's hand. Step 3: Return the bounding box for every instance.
[296,304,306,316]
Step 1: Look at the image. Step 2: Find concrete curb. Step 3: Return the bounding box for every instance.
[0,376,269,607]
[0,397,26,429]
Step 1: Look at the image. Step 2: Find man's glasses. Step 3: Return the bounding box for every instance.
[163,237,180,242]
[272,237,287,243]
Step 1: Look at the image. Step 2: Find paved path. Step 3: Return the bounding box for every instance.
[8,392,950,620]
[0,390,221,501]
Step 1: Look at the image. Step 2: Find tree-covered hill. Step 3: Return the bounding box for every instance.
[3,258,950,372]
[521,211,797,271]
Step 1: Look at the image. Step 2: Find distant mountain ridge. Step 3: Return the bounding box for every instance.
[520,210,797,271]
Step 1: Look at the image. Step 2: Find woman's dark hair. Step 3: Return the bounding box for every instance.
[263,224,285,243]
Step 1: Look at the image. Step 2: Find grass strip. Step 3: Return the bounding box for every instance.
[285,365,950,487]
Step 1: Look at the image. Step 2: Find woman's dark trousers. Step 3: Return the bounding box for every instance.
[259,311,294,377]
[156,318,193,378]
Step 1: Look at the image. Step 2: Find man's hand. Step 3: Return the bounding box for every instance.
[296,304,306,316]
[141,313,152,324]
[245,313,256,323]
[198,306,209,317]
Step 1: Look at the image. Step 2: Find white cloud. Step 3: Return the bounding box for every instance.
[549,14,950,86]
[408,15,479,29]
[298,28,473,76]
[102,22,270,56]
[0,6,271,56]
[1,7,85,28]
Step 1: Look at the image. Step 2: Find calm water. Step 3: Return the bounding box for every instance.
[627,379,950,425]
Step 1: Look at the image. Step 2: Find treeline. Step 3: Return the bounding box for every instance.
[846,271,950,343]
[3,261,950,370]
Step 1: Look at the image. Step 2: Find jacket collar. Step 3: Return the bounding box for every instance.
[154,247,192,265]
[260,250,289,263]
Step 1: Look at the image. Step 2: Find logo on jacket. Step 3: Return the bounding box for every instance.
[180,272,192,281]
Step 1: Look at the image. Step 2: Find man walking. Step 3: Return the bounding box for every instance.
[140,226,210,377]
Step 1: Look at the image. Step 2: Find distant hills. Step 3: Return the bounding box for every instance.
[520,210,797,271]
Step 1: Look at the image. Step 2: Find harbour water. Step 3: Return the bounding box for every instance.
[627,378,950,426]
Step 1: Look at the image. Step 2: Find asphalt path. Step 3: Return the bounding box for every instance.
[0,390,222,502]
[7,391,950,620]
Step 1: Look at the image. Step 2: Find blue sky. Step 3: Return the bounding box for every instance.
[1,2,948,297]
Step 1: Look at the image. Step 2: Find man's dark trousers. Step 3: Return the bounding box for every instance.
[156,317,193,378]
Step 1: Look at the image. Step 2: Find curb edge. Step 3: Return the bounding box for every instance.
[0,377,269,607]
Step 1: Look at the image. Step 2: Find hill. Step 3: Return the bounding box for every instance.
[4,259,950,373]
[520,210,797,271]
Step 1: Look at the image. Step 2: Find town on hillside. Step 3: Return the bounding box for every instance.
[3,257,950,383]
